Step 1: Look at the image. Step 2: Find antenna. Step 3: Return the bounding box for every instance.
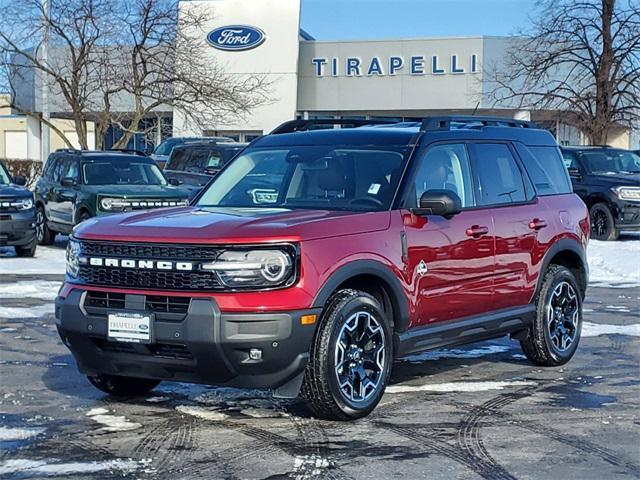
[471,102,480,116]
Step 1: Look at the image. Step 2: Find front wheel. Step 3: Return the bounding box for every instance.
[301,289,393,420]
[590,203,619,241]
[520,265,582,366]
[87,375,161,396]
[15,240,37,257]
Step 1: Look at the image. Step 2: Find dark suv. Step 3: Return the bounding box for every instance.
[163,141,246,198]
[561,146,640,240]
[0,161,36,256]
[56,117,589,420]
[34,150,189,245]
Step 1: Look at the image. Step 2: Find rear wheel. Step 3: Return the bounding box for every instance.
[589,202,618,241]
[520,265,582,366]
[36,205,54,245]
[87,375,161,396]
[301,289,392,420]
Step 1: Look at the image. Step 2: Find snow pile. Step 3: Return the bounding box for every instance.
[386,380,537,394]
[0,426,45,441]
[0,304,53,319]
[0,240,67,275]
[402,344,510,363]
[175,405,228,421]
[582,322,640,337]
[86,408,141,432]
[0,281,61,300]
[588,238,640,288]
[0,458,140,476]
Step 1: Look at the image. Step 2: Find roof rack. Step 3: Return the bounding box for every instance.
[55,148,81,153]
[106,148,147,156]
[271,118,400,134]
[420,115,536,131]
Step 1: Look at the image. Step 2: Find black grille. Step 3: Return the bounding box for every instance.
[80,241,220,260]
[93,339,193,360]
[83,291,191,318]
[84,291,126,310]
[78,266,220,291]
[146,295,190,314]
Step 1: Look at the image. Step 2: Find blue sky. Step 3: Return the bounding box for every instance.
[300,0,538,40]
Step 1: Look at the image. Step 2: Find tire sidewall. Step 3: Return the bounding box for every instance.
[589,203,615,241]
[324,295,393,418]
[539,268,583,363]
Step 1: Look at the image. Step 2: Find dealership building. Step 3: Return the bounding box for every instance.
[2,0,637,160]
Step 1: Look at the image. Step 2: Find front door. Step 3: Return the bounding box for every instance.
[50,157,79,227]
[403,143,495,327]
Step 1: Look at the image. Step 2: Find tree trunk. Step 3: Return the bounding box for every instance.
[592,0,615,145]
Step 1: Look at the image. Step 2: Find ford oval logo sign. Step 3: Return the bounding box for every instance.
[207,25,265,51]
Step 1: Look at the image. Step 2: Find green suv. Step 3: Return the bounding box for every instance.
[34,150,189,244]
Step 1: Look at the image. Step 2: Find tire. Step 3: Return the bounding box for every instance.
[36,205,54,245]
[589,202,619,241]
[520,265,583,366]
[15,240,37,257]
[77,210,92,225]
[301,289,393,420]
[87,374,161,396]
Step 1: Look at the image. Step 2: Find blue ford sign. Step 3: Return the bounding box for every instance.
[207,25,265,51]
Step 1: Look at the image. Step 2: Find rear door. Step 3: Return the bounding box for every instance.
[403,143,495,326]
[468,142,544,310]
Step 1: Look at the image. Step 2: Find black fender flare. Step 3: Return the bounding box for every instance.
[535,238,588,297]
[311,260,411,333]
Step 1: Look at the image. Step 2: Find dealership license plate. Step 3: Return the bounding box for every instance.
[107,312,152,344]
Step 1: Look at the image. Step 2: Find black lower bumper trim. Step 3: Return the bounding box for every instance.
[55,290,320,389]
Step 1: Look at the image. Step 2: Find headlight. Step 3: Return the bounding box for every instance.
[100,197,189,211]
[7,198,34,210]
[612,186,640,202]
[202,248,295,288]
[66,239,82,277]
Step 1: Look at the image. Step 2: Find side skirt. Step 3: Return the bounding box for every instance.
[395,305,535,357]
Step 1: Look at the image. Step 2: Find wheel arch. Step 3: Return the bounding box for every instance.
[536,239,588,298]
[75,205,93,224]
[311,260,410,334]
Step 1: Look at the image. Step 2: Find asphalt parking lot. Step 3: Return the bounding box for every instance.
[0,237,639,480]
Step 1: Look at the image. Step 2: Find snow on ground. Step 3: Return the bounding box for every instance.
[0,459,142,476]
[386,380,537,394]
[0,281,61,301]
[582,322,640,337]
[0,304,53,319]
[588,236,640,288]
[0,237,67,275]
[0,426,45,441]
[175,405,228,421]
[86,408,142,432]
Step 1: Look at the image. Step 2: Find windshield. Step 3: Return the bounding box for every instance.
[153,138,183,156]
[196,146,408,211]
[0,163,10,185]
[580,149,640,174]
[83,160,167,186]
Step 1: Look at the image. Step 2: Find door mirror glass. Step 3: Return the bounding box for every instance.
[412,190,462,218]
[61,177,77,187]
[12,175,26,186]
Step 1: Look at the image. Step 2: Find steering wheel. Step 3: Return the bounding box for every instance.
[348,196,383,207]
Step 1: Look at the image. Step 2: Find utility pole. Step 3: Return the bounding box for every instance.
[40,0,50,162]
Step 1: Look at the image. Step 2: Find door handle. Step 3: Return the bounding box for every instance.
[529,218,547,230]
[465,225,489,238]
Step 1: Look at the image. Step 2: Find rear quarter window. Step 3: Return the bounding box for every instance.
[516,144,572,195]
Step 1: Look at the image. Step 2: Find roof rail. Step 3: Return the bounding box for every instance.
[271,118,399,134]
[106,148,147,156]
[420,115,536,131]
[55,148,81,153]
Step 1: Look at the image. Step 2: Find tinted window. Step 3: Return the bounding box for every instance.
[412,144,474,208]
[562,150,579,169]
[518,145,572,195]
[167,149,189,171]
[0,163,10,185]
[471,143,526,206]
[53,157,71,183]
[579,149,640,174]
[83,160,166,185]
[190,150,222,170]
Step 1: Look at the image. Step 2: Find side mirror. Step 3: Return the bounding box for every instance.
[567,167,581,178]
[168,177,181,186]
[61,177,77,187]
[412,190,462,218]
[12,175,26,186]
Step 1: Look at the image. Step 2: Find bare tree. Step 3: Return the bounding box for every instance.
[487,0,640,145]
[0,0,270,151]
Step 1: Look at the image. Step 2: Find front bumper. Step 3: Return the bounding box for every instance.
[614,201,640,230]
[55,289,320,389]
[0,209,36,246]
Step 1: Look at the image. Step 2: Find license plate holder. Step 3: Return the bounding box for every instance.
[107,312,153,344]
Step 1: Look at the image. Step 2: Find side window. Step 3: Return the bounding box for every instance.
[471,143,526,206]
[562,151,578,170]
[65,159,80,182]
[412,144,474,208]
[43,157,57,178]
[52,157,69,183]
[516,145,572,195]
[167,149,189,171]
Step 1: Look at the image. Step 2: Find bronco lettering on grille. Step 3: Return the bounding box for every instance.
[88,257,194,271]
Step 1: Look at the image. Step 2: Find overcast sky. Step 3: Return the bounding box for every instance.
[300,0,537,40]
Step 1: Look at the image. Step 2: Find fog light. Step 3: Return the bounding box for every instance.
[249,348,262,361]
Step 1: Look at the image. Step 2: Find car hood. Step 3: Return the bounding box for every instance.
[82,184,189,198]
[74,206,391,243]
[588,172,640,186]
[0,184,33,198]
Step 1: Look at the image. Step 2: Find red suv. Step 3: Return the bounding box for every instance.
[56,117,589,420]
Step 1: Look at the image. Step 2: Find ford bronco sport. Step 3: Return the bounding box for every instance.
[0,160,37,256]
[56,117,589,420]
